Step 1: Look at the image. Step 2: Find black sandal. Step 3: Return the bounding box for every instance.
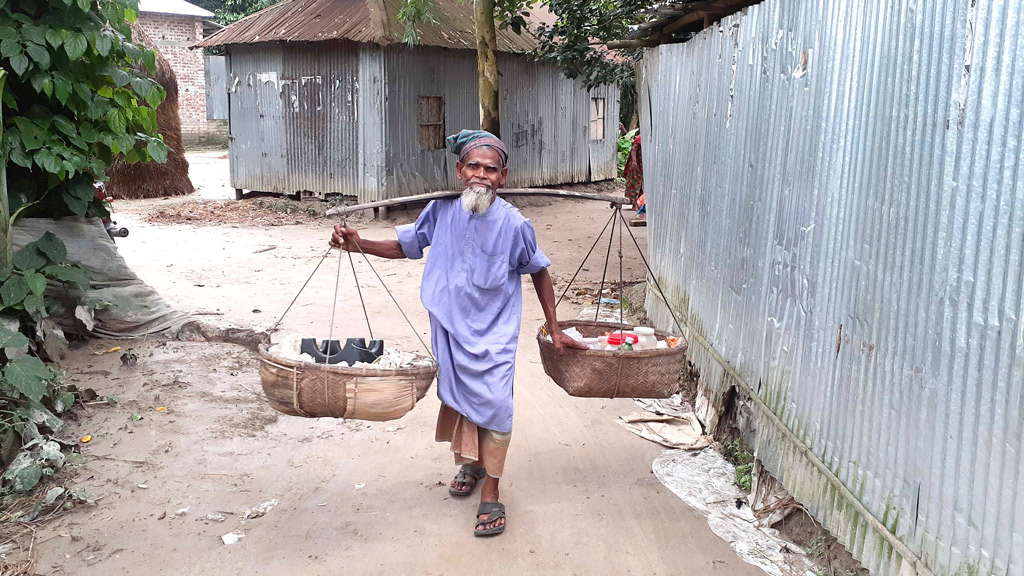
[449,463,487,497]
[474,501,506,537]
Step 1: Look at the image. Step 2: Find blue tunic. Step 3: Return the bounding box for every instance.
[396,197,551,433]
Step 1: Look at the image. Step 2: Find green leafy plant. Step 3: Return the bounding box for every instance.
[1,0,168,224]
[189,0,281,26]
[533,0,653,90]
[0,232,90,496]
[618,127,638,176]
[0,0,167,499]
[722,438,755,492]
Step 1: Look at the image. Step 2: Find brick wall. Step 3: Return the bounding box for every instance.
[138,13,210,137]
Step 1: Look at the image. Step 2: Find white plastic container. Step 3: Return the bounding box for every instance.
[633,327,657,350]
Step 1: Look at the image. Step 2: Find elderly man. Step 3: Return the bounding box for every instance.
[330,129,584,537]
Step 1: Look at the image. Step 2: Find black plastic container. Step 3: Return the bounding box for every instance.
[300,338,384,366]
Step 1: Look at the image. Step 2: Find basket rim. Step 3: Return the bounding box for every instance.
[258,343,438,376]
[536,320,687,358]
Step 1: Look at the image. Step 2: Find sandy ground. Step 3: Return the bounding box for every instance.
[29,153,765,576]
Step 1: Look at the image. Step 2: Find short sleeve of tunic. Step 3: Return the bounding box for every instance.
[395,200,441,260]
[513,219,551,275]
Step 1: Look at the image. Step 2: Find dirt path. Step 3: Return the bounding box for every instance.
[32,173,764,575]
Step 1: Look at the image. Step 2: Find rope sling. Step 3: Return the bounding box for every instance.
[261,198,688,411]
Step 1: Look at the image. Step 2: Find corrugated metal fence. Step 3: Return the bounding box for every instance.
[640,1,1024,575]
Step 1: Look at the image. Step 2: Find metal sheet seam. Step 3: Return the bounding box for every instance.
[644,286,934,576]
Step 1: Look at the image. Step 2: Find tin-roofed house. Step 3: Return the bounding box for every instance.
[197,0,619,202]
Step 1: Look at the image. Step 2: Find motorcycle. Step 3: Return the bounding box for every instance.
[94,182,128,240]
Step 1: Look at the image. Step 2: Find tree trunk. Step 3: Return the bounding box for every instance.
[0,71,10,269]
[475,0,500,135]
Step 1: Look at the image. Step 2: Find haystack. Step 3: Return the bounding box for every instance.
[106,22,195,199]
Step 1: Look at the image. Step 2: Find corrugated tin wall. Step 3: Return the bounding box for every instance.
[226,43,617,201]
[383,45,619,197]
[227,43,366,197]
[640,2,1024,576]
[382,46,477,195]
[205,54,228,120]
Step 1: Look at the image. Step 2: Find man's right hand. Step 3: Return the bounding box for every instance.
[330,224,362,252]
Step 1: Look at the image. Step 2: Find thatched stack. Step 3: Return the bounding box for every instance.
[106,22,195,199]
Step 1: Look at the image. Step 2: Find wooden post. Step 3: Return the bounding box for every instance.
[475,0,500,135]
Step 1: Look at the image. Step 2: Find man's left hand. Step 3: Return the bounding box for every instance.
[552,331,588,355]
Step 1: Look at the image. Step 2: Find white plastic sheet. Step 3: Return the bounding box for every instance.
[653,449,816,576]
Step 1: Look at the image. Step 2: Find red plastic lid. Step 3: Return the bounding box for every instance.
[606,333,637,346]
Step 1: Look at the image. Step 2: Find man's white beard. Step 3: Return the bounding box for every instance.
[461,185,495,214]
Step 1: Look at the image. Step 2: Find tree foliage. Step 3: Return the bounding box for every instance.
[190,0,281,25]
[532,0,654,90]
[396,0,652,91]
[0,0,168,221]
[397,0,533,46]
[0,227,91,497]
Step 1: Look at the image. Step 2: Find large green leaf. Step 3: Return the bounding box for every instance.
[53,73,71,105]
[2,452,43,493]
[23,273,47,296]
[1,275,31,306]
[112,90,133,109]
[32,149,63,174]
[13,118,44,151]
[10,53,29,76]
[143,49,156,73]
[146,140,168,163]
[36,232,68,263]
[74,81,91,102]
[10,146,32,168]
[13,244,46,272]
[22,294,46,317]
[45,28,63,49]
[4,356,51,402]
[42,265,89,290]
[129,77,151,99]
[0,325,30,349]
[24,42,50,69]
[109,67,130,87]
[146,86,165,109]
[21,26,46,46]
[106,109,126,134]
[94,32,112,57]
[0,38,20,58]
[63,32,88,60]
[79,121,98,143]
[52,114,76,137]
[116,133,136,154]
[64,194,90,215]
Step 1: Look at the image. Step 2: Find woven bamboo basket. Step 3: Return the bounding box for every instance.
[537,321,688,398]
[257,344,437,421]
